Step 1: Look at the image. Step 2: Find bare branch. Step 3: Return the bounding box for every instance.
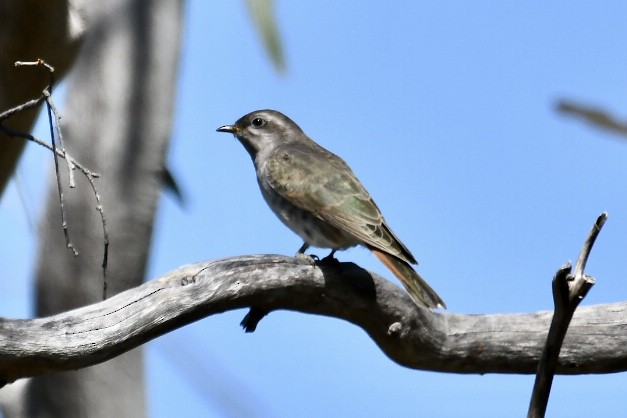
[44,89,79,257]
[0,96,45,122]
[15,59,55,74]
[573,212,606,284]
[43,87,76,187]
[1,254,626,387]
[557,100,627,137]
[528,213,605,418]
[1,60,110,297]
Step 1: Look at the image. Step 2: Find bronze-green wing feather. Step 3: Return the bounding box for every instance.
[264,141,446,308]
[264,141,415,263]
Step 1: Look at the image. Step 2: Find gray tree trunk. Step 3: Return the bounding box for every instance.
[0,0,84,196]
[25,1,184,417]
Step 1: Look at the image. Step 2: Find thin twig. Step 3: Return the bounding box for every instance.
[15,59,55,73]
[573,212,607,282]
[0,96,45,122]
[1,59,110,299]
[1,126,90,169]
[44,89,78,257]
[83,172,110,300]
[13,60,77,254]
[43,89,75,187]
[1,126,109,298]
[527,213,605,418]
[557,100,627,137]
[1,129,102,186]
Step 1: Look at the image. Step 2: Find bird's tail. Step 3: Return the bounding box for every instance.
[370,248,446,309]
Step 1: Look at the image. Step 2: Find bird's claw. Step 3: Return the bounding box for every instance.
[295,251,317,265]
[240,307,269,333]
[320,249,337,263]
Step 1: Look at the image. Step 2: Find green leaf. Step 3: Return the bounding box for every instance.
[245,0,286,72]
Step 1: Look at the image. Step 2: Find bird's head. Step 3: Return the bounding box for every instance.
[217,109,304,159]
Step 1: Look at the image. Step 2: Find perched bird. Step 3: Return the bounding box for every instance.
[217,110,445,309]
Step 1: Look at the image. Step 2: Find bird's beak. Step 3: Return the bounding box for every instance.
[217,125,237,134]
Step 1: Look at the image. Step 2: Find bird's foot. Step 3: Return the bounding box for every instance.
[318,250,340,267]
[240,307,270,333]
[320,249,337,262]
[295,251,318,265]
[295,242,319,264]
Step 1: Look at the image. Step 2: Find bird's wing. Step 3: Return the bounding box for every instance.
[263,143,417,264]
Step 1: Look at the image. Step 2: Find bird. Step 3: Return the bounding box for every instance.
[217,109,445,309]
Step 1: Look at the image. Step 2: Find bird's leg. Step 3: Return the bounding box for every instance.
[295,242,318,263]
[322,249,337,261]
[318,249,342,269]
[297,242,310,254]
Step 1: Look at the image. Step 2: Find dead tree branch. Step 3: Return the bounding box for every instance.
[1,59,110,298]
[1,254,626,388]
[557,100,627,137]
[528,213,606,417]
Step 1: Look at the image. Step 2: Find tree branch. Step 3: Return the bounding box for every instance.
[528,213,605,417]
[1,254,626,387]
[557,100,627,137]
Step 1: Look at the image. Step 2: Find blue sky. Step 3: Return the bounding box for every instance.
[2,1,627,417]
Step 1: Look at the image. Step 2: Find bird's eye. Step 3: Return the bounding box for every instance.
[251,117,266,128]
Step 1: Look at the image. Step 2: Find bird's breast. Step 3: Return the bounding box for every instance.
[257,175,357,250]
